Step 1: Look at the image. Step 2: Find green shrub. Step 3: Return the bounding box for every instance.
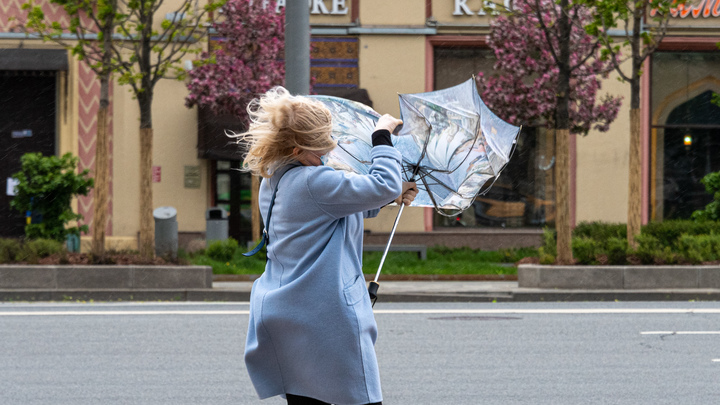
[538,247,555,264]
[606,237,629,265]
[541,227,557,257]
[16,238,63,263]
[631,233,663,264]
[572,236,602,264]
[573,222,626,241]
[0,238,22,263]
[692,171,720,221]
[641,220,720,248]
[676,234,720,264]
[10,153,93,241]
[206,238,239,262]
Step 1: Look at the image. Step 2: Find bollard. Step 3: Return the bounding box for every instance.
[154,206,178,259]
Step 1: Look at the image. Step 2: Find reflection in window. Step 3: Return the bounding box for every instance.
[650,52,720,221]
[433,47,556,228]
[214,160,253,244]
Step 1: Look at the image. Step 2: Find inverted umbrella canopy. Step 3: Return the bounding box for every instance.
[310,78,521,304]
[311,78,521,215]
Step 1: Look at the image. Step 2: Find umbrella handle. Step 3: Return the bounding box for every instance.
[368,203,405,306]
[368,281,379,307]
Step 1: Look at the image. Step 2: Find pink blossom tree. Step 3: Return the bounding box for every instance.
[477,0,621,133]
[185,0,285,123]
[185,0,285,241]
[477,0,622,263]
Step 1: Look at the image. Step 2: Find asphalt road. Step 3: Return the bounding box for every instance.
[0,301,718,405]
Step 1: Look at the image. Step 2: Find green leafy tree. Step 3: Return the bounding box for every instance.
[21,0,118,260]
[582,0,686,248]
[10,153,94,241]
[486,0,607,264]
[20,0,225,258]
[691,171,720,222]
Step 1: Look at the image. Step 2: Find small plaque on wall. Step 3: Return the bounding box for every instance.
[184,165,201,188]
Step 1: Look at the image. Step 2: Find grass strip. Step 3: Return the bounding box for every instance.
[191,246,537,276]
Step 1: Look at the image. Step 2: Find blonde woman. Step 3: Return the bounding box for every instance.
[240,87,417,405]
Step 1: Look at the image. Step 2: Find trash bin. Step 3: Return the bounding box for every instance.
[154,206,178,259]
[206,207,228,246]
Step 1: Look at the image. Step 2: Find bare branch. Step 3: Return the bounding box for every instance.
[534,0,560,64]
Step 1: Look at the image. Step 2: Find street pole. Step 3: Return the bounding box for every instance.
[285,0,310,95]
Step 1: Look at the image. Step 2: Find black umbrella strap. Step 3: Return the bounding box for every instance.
[243,166,298,257]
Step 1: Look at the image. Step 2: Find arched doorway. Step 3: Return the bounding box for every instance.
[661,91,720,219]
[650,51,720,221]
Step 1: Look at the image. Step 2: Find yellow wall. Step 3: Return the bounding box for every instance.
[360,0,425,25]
[575,61,632,224]
[111,73,209,237]
[358,33,427,232]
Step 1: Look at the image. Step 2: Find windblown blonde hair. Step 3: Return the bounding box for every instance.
[233,87,336,178]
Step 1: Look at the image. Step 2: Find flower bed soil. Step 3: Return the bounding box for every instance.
[31,253,185,266]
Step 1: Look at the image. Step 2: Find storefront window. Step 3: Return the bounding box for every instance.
[650,52,720,221]
[433,47,556,228]
[215,161,232,215]
[214,160,253,243]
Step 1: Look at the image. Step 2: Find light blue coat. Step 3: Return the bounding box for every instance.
[245,145,403,405]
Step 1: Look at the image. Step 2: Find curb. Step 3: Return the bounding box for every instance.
[518,264,720,289]
[4,287,720,303]
[0,289,250,302]
[212,274,519,282]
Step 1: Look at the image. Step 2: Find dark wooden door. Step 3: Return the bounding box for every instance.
[0,72,57,238]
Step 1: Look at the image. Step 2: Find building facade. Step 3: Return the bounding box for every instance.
[1,0,719,250]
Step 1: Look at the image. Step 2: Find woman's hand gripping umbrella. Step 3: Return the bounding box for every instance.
[310,78,521,304]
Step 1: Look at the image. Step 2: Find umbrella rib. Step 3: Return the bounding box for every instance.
[419,175,443,213]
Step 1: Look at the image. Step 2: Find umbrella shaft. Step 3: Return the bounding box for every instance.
[374,203,405,283]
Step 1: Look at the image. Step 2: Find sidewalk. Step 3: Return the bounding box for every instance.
[212,280,720,302]
[3,279,720,302]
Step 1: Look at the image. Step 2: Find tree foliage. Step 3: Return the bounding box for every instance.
[476,0,622,135]
[10,153,94,241]
[582,0,683,102]
[692,171,720,222]
[185,0,285,122]
[21,0,224,257]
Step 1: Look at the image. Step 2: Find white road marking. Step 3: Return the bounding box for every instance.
[0,307,719,316]
[0,310,251,316]
[641,331,720,335]
[713,359,720,362]
[374,308,720,315]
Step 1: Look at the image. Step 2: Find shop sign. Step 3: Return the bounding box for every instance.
[6,178,19,196]
[453,0,511,15]
[260,0,349,15]
[11,129,32,138]
[184,165,201,189]
[651,0,720,18]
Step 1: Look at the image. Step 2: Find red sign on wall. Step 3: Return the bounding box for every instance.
[152,166,161,183]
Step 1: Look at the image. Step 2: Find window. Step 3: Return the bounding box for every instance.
[650,52,720,221]
[213,160,253,243]
[433,47,556,228]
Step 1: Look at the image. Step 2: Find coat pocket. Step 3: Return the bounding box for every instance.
[343,275,367,306]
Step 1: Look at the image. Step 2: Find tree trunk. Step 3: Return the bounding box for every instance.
[554,0,573,264]
[91,11,114,261]
[91,101,109,259]
[138,127,154,258]
[627,108,642,248]
[555,128,573,264]
[251,175,261,242]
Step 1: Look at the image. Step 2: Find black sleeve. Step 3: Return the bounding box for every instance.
[371,129,393,147]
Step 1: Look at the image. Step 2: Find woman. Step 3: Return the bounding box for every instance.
[239,87,417,405]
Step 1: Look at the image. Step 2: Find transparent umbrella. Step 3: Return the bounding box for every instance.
[310,78,521,303]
